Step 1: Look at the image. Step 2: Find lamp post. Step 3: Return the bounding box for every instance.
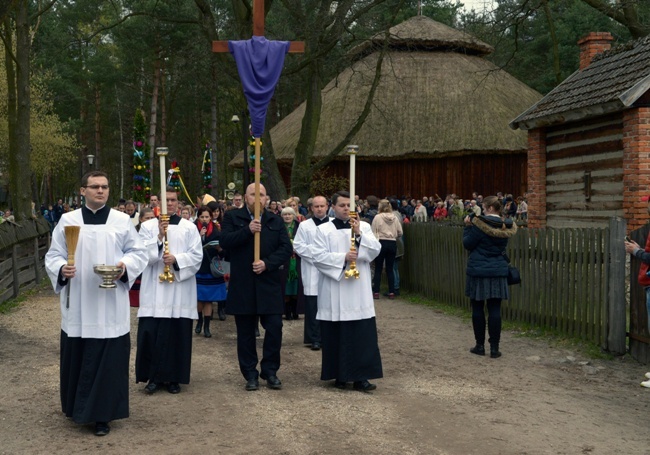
[86,154,95,169]
[232,111,249,190]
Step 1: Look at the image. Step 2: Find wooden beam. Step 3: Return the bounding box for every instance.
[212,41,305,53]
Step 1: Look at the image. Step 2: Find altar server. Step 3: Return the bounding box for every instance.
[45,171,148,436]
[136,187,202,395]
[312,191,383,391]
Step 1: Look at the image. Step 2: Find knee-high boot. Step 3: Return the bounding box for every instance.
[195,313,203,334]
[203,315,212,338]
[217,301,227,321]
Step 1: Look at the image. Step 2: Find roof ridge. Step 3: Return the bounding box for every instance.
[592,35,650,63]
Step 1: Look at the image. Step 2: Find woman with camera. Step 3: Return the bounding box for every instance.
[194,205,227,338]
[463,196,517,358]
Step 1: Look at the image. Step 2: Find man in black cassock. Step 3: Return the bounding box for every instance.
[45,171,147,436]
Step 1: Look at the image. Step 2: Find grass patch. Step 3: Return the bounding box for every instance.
[0,281,49,315]
[400,291,614,360]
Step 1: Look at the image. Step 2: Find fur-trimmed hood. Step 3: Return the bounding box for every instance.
[471,215,518,239]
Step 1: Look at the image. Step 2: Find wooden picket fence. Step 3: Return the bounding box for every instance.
[401,218,627,353]
[0,218,51,305]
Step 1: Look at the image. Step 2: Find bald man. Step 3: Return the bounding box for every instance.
[220,184,293,391]
[293,195,330,350]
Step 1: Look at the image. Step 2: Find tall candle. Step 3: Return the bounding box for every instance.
[156,147,169,215]
[347,145,359,212]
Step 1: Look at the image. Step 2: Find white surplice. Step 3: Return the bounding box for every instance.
[312,220,381,321]
[137,217,202,319]
[293,217,330,296]
[45,209,148,339]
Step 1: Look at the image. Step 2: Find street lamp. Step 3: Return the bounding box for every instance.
[232,111,249,190]
[86,154,95,168]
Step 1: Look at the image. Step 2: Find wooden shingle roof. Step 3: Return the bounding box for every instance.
[511,36,650,130]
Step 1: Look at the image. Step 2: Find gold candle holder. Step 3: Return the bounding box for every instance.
[344,211,360,279]
[158,214,175,283]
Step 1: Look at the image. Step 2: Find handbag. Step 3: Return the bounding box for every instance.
[204,240,226,278]
[210,256,226,277]
[502,251,521,286]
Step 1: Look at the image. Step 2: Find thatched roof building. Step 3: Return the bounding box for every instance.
[248,16,542,198]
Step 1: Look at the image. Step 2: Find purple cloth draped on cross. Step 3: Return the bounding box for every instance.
[229,36,290,137]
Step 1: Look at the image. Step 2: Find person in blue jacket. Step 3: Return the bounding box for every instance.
[463,196,517,358]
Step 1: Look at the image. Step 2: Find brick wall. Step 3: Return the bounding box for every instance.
[623,107,650,232]
[527,128,546,228]
[578,32,613,71]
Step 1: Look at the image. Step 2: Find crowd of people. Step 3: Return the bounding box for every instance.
[44,172,531,437]
[351,192,528,224]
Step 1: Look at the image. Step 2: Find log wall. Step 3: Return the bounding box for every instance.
[545,115,624,228]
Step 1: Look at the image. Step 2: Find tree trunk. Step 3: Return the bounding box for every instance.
[8,0,32,221]
[148,46,161,189]
[3,17,17,210]
[210,58,223,198]
[94,85,101,170]
[289,58,323,201]
[262,114,287,201]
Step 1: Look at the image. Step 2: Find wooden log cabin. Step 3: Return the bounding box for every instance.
[511,33,650,231]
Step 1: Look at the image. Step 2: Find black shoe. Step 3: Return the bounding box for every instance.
[264,375,282,390]
[334,380,347,389]
[203,316,212,338]
[94,422,110,436]
[490,346,502,358]
[144,381,161,394]
[311,342,321,351]
[353,380,377,392]
[195,315,203,334]
[217,306,226,321]
[245,378,259,391]
[167,382,181,394]
[292,313,300,320]
[470,344,485,356]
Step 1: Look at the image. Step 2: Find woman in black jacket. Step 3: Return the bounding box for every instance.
[463,196,517,358]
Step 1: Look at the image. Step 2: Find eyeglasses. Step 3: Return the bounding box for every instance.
[84,185,109,190]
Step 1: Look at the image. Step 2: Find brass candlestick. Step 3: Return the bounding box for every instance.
[344,211,360,279]
[159,214,175,283]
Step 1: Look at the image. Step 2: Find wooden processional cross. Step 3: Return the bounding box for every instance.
[213,0,304,260]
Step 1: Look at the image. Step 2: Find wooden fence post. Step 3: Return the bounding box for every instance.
[607,217,627,355]
[12,244,19,298]
[33,237,41,283]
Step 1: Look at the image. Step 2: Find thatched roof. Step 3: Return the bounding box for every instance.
[231,16,540,166]
[349,15,494,60]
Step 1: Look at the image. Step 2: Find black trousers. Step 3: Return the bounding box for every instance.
[234,314,283,380]
[373,240,397,294]
[303,295,321,344]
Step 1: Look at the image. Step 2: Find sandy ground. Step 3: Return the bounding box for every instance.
[0,288,649,455]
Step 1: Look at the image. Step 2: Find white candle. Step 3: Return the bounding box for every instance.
[347,145,358,212]
[156,148,169,215]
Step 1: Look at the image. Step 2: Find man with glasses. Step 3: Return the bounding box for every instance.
[136,187,202,395]
[45,171,148,436]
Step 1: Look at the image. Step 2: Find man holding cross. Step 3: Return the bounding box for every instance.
[221,183,293,390]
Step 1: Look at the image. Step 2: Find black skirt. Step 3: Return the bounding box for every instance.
[60,331,130,424]
[320,318,383,382]
[135,317,193,384]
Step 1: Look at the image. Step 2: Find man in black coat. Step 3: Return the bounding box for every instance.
[220,183,293,391]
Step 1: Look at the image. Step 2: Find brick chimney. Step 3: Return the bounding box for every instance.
[578,32,614,70]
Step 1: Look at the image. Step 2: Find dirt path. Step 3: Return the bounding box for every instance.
[0,288,648,455]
